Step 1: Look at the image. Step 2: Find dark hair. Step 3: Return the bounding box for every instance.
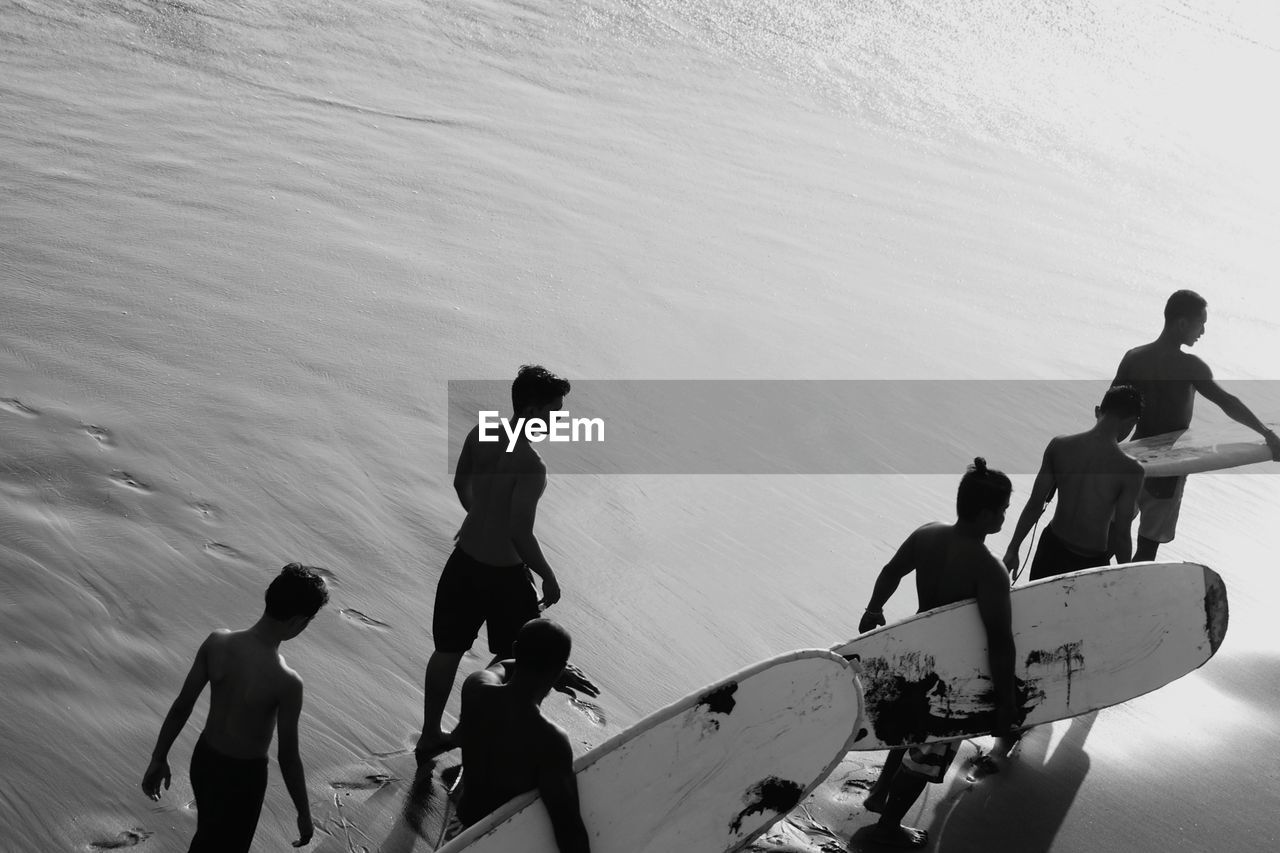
[1099,384,1143,419]
[511,364,570,414]
[956,457,1012,522]
[1164,289,1207,323]
[514,618,572,675]
[265,563,330,620]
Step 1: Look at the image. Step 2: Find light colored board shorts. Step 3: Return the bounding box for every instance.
[901,740,959,784]
[1137,476,1187,544]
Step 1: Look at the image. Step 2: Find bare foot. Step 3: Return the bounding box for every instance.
[414,729,457,762]
[868,822,928,848]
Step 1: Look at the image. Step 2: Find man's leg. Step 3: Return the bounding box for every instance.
[1134,535,1159,561]
[869,770,930,848]
[863,748,905,813]
[420,550,484,757]
[418,650,465,756]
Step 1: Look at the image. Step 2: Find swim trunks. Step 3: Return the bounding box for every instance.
[432,547,540,658]
[1028,525,1111,581]
[188,736,268,853]
[900,740,959,784]
[1137,475,1186,544]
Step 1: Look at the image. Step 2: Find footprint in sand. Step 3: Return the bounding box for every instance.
[188,500,219,522]
[88,827,153,849]
[330,772,395,790]
[568,697,607,726]
[203,541,246,562]
[339,608,390,630]
[108,470,152,492]
[0,397,41,417]
[82,424,116,448]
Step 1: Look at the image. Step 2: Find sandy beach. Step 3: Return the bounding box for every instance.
[3,1,1279,850]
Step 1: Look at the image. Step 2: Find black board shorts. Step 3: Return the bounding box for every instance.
[188,736,268,853]
[432,547,540,658]
[1028,525,1110,581]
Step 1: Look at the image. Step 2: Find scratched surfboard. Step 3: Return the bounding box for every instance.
[835,561,1227,750]
[1120,422,1277,477]
[441,650,861,853]
[318,650,863,853]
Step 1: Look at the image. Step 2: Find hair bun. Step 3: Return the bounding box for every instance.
[972,456,988,472]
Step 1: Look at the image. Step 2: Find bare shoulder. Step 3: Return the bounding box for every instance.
[534,715,574,763]
[511,442,548,475]
[1179,350,1212,378]
[273,653,304,691]
[973,548,1011,586]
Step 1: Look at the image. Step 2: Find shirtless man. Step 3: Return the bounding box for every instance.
[1112,290,1280,560]
[1003,385,1145,580]
[455,618,589,853]
[141,563,329,852]
[857,459,1018,849]
[419,365,596,757]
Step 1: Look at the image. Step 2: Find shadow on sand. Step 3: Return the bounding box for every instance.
[925,713,1095,853]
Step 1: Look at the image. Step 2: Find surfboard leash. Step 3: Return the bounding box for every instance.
[1013,492,1055,584]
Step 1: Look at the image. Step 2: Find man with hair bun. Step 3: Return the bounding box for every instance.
[856,459,1018,849]
[141,563,330,852]
[454,617,590,853]
[1112,290,1280,560]
[1003,385,1146,580]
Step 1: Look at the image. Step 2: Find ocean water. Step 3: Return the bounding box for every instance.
[2,0,1278,850]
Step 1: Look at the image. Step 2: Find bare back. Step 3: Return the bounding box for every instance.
[1114,343,1210,438]
[456,425,547,566]
[201,629,300,759]
[457,673,569,826]
[1046,433,1144,553]
[907,523,1008,612]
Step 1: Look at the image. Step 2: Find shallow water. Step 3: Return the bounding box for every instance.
[2,0,1278,849]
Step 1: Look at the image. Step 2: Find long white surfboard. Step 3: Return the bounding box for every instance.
[319,650,863,853]
[835,561,1227,750]
[1121,423,1276,477]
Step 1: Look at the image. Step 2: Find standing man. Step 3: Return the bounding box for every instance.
[141,563,330,852]
[858,459,1019,849]
[1112,290,1280,560]
[418,365,595,758]
[1003,386,1145,580]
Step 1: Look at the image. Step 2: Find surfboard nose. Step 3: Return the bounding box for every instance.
[1202,564,1229,655]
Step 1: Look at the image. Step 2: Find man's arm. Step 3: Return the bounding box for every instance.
[1108,467,1143,564]
[974,559,1017,739]
[1003,443,1057,576]
[1193,368,1280,459]
[537,729,590,853]
[858,531,916,633]
[510,463,560,609]
[141,633,213,800]
[276,674,313,847]
[453,427,478,512]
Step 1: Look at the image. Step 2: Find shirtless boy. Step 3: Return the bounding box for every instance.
[1112,289,1280,560]
[419,365,596,757]
[857,459,1018,849]
[454,618,590,853]
[141,563,329,852]
[1003,385,1145,580]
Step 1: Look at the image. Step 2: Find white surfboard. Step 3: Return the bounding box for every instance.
[1121,423,1276,477]
[835,561,1227,750]
[318,650,863,853]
